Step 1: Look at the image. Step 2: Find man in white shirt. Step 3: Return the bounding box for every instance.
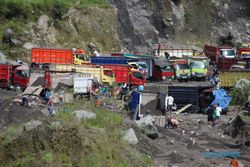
[165,96,174,115]
[212,103,222,127]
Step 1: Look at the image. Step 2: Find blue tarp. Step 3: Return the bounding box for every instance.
[211,89,232,110]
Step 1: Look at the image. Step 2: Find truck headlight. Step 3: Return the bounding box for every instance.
[162,76,166,80]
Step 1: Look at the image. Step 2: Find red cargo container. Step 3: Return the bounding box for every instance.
[31,48,73,69]
[102,64,145,86]
[217,57,239,70]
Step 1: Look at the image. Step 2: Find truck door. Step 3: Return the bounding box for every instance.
[102,69,115,85]
[13,68,30,89]
[130,71,144,85]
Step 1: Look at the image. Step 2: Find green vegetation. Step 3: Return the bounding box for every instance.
[231,83,250,105]
[1,101,152,167]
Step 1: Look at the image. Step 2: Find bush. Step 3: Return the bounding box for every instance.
[231,83,250,105]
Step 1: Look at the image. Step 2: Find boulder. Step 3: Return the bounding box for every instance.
[23,42,39,50]
[10,38,22,46]
[0,51,6,63]
[135,115,158,139]
[74,110,96,120]
[37,15,50,30]
[24,120,42,131]
[123,128,139,145]
[2,28,13,43]
[135,115,155,127]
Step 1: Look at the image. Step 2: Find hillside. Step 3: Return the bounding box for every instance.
[1,0,250,60]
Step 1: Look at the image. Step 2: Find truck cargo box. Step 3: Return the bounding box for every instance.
[32,48,73,64]
[91,56,129,65]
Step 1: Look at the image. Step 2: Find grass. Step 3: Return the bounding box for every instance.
[0,124,24,145]
[41,152,54,164]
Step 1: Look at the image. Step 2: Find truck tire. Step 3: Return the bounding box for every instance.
[31,63,37,69]
[42,64,50,71]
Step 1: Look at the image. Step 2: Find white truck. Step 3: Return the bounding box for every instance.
[73,77,93,99]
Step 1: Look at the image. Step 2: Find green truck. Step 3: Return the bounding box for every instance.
[188,57,208,81]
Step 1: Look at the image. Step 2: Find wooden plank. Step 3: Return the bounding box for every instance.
[174,104,192,115]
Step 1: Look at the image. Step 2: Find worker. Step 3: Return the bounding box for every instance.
[165,96,174,115]
[58,88,64,105]
[47,97,55,117]
[21,96,29,107]
[93,48,100,57]
[230,159,239,167]
[212,103,222,127]
[138,83,144,91]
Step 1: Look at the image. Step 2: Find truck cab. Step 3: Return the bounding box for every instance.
[189,57,208,80]
[129,69,146,86]
[170,59,191,81]
[73,49,90,65]
[219,48,236,58]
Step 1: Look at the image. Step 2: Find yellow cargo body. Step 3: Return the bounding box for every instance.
[220,70,250,87]
[51,64,116,85]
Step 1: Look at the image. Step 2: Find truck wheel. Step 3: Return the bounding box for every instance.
[31,63,37,69]
[42,64,50,71]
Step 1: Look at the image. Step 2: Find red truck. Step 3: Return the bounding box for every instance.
[101,64,146,86]
[153,58,174,81]
[31,48,88,70]
[216,48,250,70]
[0,63,30,90]
[203,45,236,64]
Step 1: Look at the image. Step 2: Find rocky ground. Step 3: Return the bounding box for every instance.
[1,83,250,167]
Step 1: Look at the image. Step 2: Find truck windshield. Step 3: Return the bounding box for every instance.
[17,70,30,78]
[103,70,114,77]
[191,61,205,69]
[138,63,147,68]
[221,49,235,58]
[162,66,173,72]
[241,52,250,58]
[176,64,189,70]
[132,71,143,80]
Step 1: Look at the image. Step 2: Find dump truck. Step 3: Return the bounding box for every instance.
[203,45,236,64]
[31,48,89,70]
[219,70,250,88]
[188,57,209,80]
[0,63,30,90]
[153,58,174,81]
[169,58,191,81]
[91,56,146,86]
[48,64,116,86]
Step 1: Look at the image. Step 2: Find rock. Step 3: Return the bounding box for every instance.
[123,128,139,145]
[24,120,42,131]
[141,124,159,139]
[23,42,39,50]
[74,110,96,120]
[10,38,22,46]
[224,3,229,10]
[2,28,13,43]
[135,115,155,127]
[37,15,50,30]
[0,51,6,63]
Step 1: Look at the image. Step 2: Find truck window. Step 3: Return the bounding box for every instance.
[103,70,113,77]
[132,71,143,80]
[191,62,205,69]
[16,70,30,77]
[241,52,250,58]
[220,49,235,58]
[76,54,88,61]
[162,66,173,72]
[176,64,189,70]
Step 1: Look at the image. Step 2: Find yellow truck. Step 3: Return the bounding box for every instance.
[219,70,250,88]
[49,64,116,85]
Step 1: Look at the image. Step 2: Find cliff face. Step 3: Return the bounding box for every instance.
[1,0,250,60]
